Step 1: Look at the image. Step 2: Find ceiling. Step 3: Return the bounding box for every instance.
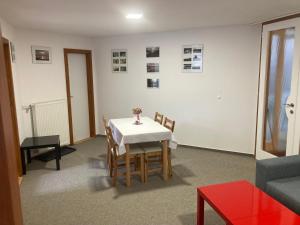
[0,0,300,37]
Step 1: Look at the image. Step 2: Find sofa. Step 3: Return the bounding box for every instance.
[256,155,300,215]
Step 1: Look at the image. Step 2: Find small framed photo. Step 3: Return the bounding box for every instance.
[120,66,127,72]
[146,47,159,58]
[147,78,159,88]
[113,66,120,72]
[120,51,126,57]
[31,46,52,64]
[112,49,127,73]
[147,63,159,73]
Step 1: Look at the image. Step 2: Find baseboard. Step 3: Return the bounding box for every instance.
[179,144,255,157]
[96,134,254,157]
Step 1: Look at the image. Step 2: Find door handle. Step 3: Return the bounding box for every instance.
[284,103,294,108]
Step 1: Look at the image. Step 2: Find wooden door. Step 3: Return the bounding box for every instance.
[256,18,300,159]
[0,27,24,225]
[64,49,96,145]
[2,38,22,176]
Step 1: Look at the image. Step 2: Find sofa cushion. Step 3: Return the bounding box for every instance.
[266,176,300,215]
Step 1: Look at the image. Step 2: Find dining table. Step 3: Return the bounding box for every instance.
[108,116,177,186]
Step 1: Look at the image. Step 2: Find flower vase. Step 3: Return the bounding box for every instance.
[136,113,140,124]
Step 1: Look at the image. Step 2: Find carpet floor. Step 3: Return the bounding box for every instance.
[20,136,256,225]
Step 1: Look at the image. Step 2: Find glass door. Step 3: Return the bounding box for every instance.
[256,18,300,159]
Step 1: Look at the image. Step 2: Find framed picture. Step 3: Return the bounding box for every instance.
[31,46,52,64]
[112,49,127,73]
[147,78,159,88]
[182,45,203,73]
[146,47,159,58]
[10,42,16,63]
[147,63,159,73]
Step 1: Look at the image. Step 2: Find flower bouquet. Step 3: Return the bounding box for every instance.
[132,107,142,125]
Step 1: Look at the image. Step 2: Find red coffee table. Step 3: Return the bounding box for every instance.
[197,180,300,225]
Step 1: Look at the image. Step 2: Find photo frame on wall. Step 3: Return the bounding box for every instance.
[112,49,127,73]
[146,47,159,58]
[182,44,203,73]
[147,63,159,73]
[147,78,159,88]
[31,46,52,64]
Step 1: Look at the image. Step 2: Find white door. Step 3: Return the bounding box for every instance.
[68,53,90,143]
[256,18,300,159]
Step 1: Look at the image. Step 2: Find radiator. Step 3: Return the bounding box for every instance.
[31,99,70,145]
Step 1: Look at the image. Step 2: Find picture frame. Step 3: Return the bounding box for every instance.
[146,47,160,58]
[147,63,159,73]
[112,49,128,73]
[31,46,52,64]
[182,44,203,73]
[147,78,160,88]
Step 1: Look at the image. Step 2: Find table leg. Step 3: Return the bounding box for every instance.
[55,145,61,170]
[197,193,205,225]
[20,149,26,175]
[140,154,145,183]
[26,149,32,163]
[125,144,131,187]
[162,140,168,181]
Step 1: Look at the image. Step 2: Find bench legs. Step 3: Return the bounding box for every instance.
[55,145,61,170]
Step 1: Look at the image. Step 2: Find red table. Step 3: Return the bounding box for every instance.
[197,180,300,225]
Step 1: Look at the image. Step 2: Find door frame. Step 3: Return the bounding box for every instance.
[63,48,96,145]
[256,18,300,159]
[2,37,22,176]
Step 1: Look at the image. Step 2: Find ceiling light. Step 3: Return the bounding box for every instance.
[126,13,143,20]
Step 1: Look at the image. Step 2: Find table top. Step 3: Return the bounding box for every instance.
[198,180,300,225]
[109,117,175,154]
[21,135,60,149]
[109,117,171,136]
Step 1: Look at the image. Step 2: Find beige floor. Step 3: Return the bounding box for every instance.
[20,136,256,225]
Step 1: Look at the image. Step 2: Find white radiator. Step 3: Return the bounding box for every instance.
[31,99,70,145]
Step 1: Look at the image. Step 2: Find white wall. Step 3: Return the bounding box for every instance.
[13,28,99,142]
[0,17,25,141]
[1,19,261,154]
[94,25,261,154]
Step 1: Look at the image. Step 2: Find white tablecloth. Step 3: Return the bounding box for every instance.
[108,117,177,155]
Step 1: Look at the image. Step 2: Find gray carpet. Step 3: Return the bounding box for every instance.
[20,136,256,225]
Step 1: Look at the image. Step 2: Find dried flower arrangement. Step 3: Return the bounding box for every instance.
[132,107,142,124]
[132,107,142,115]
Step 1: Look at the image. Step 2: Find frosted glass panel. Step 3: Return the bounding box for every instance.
[263,28,295,156]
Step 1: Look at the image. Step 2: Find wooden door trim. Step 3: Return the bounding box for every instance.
[0,27,24,225]
[263,13,300,25]
[2,37,22,176]
[63,48,96,145]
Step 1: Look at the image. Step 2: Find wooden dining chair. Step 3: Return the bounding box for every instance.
[163,117,175,176]
[105,126,145,186]
[102,116,112,176]
[154,112,164,124]
[142,117,176,181]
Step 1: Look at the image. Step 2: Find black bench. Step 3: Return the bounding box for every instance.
[20,135,61,175]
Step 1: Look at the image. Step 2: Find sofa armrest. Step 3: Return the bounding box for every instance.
[256,155,300,191]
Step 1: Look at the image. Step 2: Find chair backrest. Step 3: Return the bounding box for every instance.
[104,126,114,147]
[154,112,164,124]
[102,116,108,130]
[163,117,175,133]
